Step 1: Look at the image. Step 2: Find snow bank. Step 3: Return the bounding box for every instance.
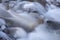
[44,8,60,22]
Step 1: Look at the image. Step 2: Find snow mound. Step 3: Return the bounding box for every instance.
[44,8,60,22]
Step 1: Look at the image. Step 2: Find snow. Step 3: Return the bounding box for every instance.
[0,19,6,26]
[12,1,46,15]
[0,18,6,30]
[0,8,39,32]
[16,38,27,40]
[23,2,46,15]
[0,0,60,40]
[0,7,14,18]
[13,1,31,13]
[57,0,60,2]
[0,31,12,40]
[0,3,6,10]
[9,1,17,9]
[44,8,60,22]
[13,27,27,38]
[27,23,60,40]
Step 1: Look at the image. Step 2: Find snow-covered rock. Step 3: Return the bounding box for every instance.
[9,1,17,9]
[0,18,6,30]
[13,1,46,15]
[57,0,60,2]
[13,27,27,38]
[0,8,40,32]
[13,1,31,13]
[44,8,60,22]
[28,32,57,40]
[46,4,59,11]
[46,0,60,9]
[0,8,13,18]
[5,27,27,39]
[16,0,22,3]
[28,24,60,40]
[27,8,60,40]
[0,19,6,26]
[0,3,6,10]
[23,2,46,15]
[0,31,12,40]
[16,38,27,40]
[43,8,60,30]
